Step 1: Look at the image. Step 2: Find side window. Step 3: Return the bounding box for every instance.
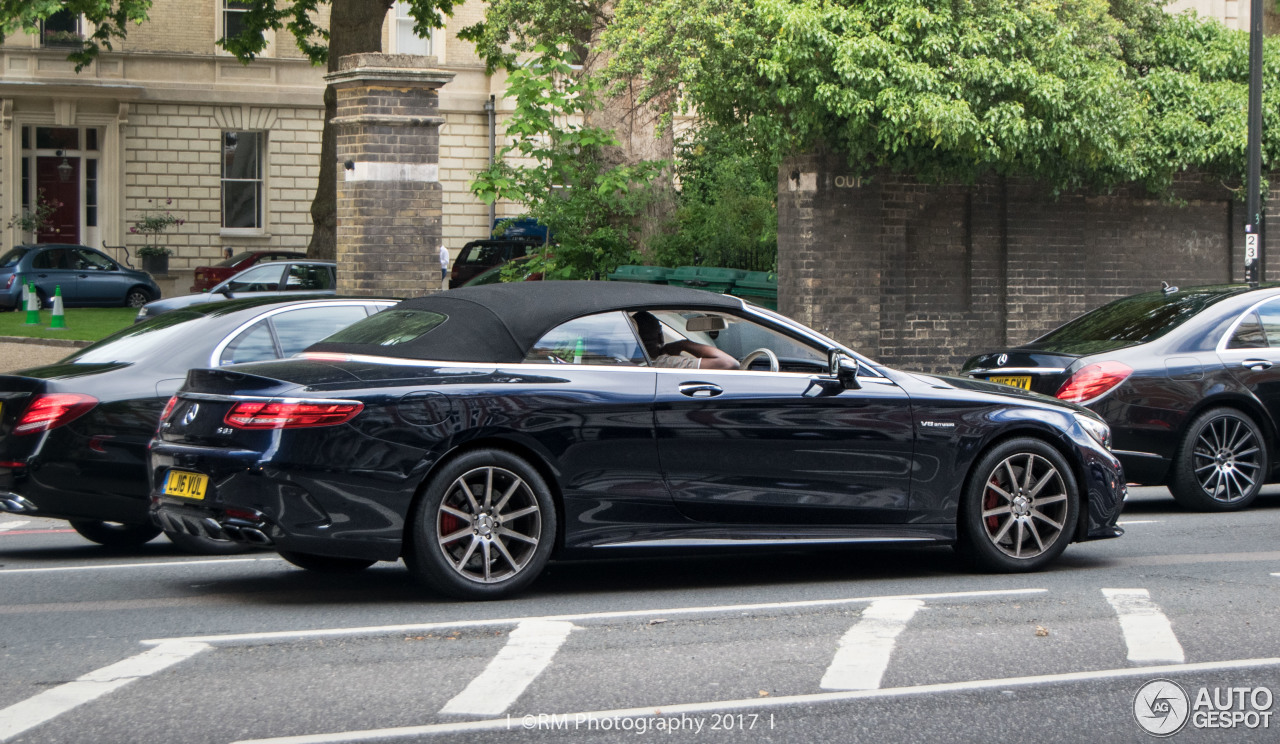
[524,312,646,366]
[642,310,828,373]
[226,265,281,292]
[1258,302,1280,347]
[272,306,369,357]
[219,321,278,365]
[32,249,71,270]
[76,249,114,271]
[284,264,333,291]
[1228,311,1268,349]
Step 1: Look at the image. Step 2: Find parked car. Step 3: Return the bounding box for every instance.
[449,238,542,288]
[0,243,162,310]
[136,260,336,322]
[462,254,544,287]
[0,296,395,552]
[962,282,1280,512]
[190,250,305,293]
[150,282,1124,598]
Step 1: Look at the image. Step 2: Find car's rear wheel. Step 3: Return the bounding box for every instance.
[1169,408,1266,511]
[278,551,376,573]
[164,528,253,555]
[69,520,162,547]
[406,449,555,600]
[125,287,152,308]
[957,438,1078,572]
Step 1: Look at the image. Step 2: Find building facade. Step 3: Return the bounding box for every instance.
[0,1,516,279]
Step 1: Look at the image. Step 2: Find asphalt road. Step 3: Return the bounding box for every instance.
[1,487,1278,744]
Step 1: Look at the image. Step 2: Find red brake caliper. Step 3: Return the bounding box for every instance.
[984,479,1000,531]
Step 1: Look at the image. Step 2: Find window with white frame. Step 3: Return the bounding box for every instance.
[223,1,252,42]
[392,1,433,56]
[221,131,263,231]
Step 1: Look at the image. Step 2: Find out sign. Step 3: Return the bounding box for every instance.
[1247,234,1258,261]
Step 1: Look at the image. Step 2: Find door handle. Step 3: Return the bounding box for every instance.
[1242,359,1273,371]
[678,382,723,398]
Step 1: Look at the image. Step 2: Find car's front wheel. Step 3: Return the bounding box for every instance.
[957,438,1079,572]
[69,520,162,547]
[406,449,556,600]
[1169,407,1267,511]
[125,287,153,308]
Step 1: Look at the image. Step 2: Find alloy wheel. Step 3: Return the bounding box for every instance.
[435,466,542,584]
[980,452,1069,560]
[1191,415,1262,504]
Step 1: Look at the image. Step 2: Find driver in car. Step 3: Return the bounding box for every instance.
[631,311,740,370]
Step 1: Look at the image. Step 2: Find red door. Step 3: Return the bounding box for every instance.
[35,157,79,244]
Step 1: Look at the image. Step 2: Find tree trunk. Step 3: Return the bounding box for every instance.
[306,0,394,259]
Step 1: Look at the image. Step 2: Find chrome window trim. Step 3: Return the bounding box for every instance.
[1216,294,1280,354]
[210,300,396,367]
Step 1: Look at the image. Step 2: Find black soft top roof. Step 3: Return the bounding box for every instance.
[307,280,744,363]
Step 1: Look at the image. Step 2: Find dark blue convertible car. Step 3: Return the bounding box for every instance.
[150,282,1125,598]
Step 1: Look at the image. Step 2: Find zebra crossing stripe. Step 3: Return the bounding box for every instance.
[1102,588,1185,664]
[0,521,31,533]
[439,620,576,717]
[820,599,923,690]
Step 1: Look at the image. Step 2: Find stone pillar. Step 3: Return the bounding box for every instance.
[326,54,454,297]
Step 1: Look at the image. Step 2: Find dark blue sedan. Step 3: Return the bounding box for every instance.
[0,243,161,309]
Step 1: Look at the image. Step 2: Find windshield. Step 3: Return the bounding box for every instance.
[1031,288,1234,349]
[217,251,255,268]
[64,311,206,363]
[0,247,29,268]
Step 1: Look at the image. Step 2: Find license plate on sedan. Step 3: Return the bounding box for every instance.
[988,375,1032,390]
[164,470,208,500]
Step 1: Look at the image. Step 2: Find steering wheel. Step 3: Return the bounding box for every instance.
[740,347,779,372]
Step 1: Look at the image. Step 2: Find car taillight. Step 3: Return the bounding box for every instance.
[160,395,179,424]
[3,275,13,290]
[14,394,99,435]
[223,400,363,429]
[1055,361,1133,404]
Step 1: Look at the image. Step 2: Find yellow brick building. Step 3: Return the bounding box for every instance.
[0,1,518,280]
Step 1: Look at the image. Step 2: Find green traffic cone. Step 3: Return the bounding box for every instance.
[24,282,39,325]
[49,285,66,330]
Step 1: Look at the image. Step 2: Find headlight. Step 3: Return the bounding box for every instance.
[1074,412,1112,450]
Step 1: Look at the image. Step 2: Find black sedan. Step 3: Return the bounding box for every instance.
[150,282,1124,599]
[0,296,393,552]
[963,283,1280,512]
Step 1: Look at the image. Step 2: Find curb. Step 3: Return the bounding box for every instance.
[0,335,93,348]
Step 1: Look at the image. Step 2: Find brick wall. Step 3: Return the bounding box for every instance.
[779,155,1273,374]
[124,102,322,269]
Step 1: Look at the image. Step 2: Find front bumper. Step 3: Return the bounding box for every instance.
[1079,444,1126,541]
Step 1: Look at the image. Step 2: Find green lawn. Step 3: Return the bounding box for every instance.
[0,307,138,341]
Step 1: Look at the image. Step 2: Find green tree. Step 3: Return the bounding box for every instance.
[470,42,665,280]
[0,0,458,259]
[605,0,1280,194]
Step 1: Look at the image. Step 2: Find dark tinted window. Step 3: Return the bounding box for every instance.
[272,305,368,356]
[67,311,205,363]
[1228,312,1267,349]
[0,247,28,268]
[1034,290,1230,349]
[320,308,447,347]
[284,264,333,291]
[524,312,645,366]
[31,249,73,270]
[219,321,277,365]
[1258,302,1280,347]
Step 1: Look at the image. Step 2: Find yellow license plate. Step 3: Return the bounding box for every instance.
[988,375,1032,390]
[164,470,208,500]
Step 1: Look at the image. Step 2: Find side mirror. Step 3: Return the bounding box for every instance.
[828,350,861,389]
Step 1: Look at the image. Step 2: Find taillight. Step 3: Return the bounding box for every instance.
[1055,361,1133,404]
[223,400,363,429]
[14,394,99,435]
[160,395,178,424]
[3,275,13,290]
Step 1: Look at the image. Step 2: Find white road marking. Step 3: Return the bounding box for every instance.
[820,599,922,690]
[1116,520,1159,525]
[0,558,271,575]
[143,587,1047,646]
[1102,588,1185,664]
[0,641,210,743]
[439,620,576,716]
[231,657,1280,743]
[0,521,31,533]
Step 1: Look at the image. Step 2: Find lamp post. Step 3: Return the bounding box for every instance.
[1245,0,1265,287]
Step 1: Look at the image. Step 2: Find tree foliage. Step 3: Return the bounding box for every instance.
[470,42,665,280]
[606,0,1280,194]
